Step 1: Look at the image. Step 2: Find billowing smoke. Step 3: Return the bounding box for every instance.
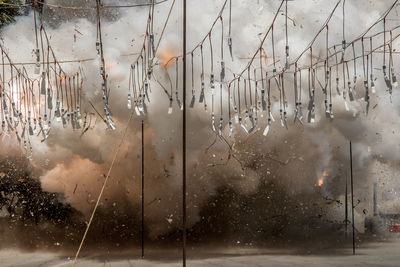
[1,0,400,247]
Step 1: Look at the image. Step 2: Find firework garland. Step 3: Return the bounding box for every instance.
[0,0,400,153]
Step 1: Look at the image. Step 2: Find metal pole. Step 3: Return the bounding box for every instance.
[345,174,348,236]
[373,183,377,216]
[182,0,187,265]
[141,119,145,258]
[350,141,355,255]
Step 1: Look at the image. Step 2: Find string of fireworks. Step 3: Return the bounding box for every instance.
[0,1,87,154]
[229,26,400,135]
[164,0,233,118]
[159,0,232,135]
[124,0,399,139]
[72,0,177,265]
[0,0,161,150]
[228,0,398,84]
[0,44,36,156]
[37,10,86,134]
[218,0,399,137]
[161,0,229,118]
[95,0,115,130]
[164,0,229,66]
[2,0,400,149]
[127,1,155,117]
[202,0,289,135]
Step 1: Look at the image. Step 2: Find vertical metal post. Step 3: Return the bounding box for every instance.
[141,119,145,258]
[350,141,355,255]
[373,183,377,216]
[182,0,187,266]
[345,174,348,236]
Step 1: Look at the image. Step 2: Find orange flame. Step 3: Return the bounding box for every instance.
[260,48,269,65]
[317,170,329,187]
[105,60,118,71]
[159,50,177,67]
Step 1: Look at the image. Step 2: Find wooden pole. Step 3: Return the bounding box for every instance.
[141,119,145,258]
[182,0,187,266]
[350,141,355,255]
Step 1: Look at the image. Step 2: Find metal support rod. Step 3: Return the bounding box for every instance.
[182,0,187,266]
[350,141,355,255]
[345,174,348,236]
[141,119,145,258]
[373,183,377,216]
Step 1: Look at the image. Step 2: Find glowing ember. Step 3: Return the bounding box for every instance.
[159,50,177,67]
[105,60,118,71]
[317,170,329,187]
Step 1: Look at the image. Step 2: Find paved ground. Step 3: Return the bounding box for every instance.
[1,238,400,266]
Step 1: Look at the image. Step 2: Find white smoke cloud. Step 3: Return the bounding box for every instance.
[0,0,400,238]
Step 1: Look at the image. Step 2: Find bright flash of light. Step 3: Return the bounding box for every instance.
[159,50,177,67]
[317,170,329,187]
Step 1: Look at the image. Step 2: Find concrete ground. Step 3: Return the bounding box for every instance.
[1,238,400,266]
